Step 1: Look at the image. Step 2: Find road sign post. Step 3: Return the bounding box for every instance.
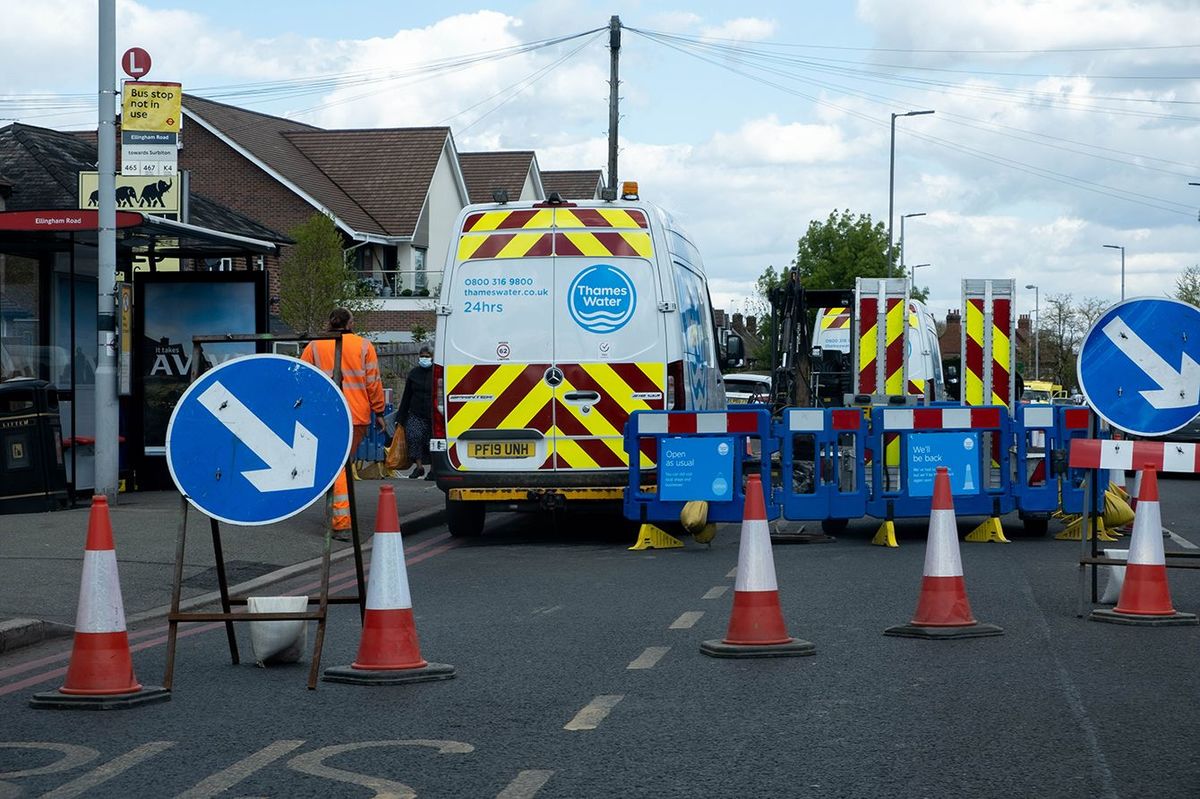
[1077,298,1200,438]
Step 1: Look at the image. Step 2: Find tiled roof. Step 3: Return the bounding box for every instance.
[183,95,452,238]
[284,127,451,237]
[0,121,287,243]
[459,151,538,203]
[542,169,603,199]
[182,94,388,234]
[0,123,97,208]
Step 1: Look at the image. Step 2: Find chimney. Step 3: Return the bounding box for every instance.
[732,312,744,329]
[1018,313,1031,339]
[746,315,757,335]
[940,309,963,358]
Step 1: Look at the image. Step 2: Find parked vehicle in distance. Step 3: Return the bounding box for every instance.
[722,373,771,404]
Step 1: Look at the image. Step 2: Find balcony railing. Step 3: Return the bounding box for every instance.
[355,269,442,298]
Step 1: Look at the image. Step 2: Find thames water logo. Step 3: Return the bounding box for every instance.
[568,264,637,334]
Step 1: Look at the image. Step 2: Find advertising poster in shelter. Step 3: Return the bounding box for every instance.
[134,273,264,481]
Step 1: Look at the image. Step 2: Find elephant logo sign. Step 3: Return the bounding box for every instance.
[87,186,139,207]
[138,179,173,208]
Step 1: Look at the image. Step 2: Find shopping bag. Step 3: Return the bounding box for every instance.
[386,427,411,470]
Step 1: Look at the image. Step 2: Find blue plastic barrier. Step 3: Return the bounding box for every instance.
[775,407,867,523]
[1013,403,1057,515]
[866,405,1014,519]
[624,408,777,523]
[1056,405,1104,514]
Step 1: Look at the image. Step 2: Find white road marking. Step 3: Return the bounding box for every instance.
[702,586,728,600]
[176,740,306,799]
[564,695,624,731]
[1166,528,1198,549]
[726,567,738,578]
[627,646,670,670]
[669,611,703,629]
[42,742,175,799]
[531,605,563,615]
[288,740,472,799]
[496,769,555,799]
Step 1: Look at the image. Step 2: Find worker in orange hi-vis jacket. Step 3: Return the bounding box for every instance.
[301,308,386,538]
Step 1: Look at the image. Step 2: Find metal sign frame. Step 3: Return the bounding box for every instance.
[163,333,367,692]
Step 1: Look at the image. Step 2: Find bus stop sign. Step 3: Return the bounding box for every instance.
[166,354,352,525]
[1077,297,1200,437]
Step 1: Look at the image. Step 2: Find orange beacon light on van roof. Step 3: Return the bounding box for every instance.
[621,181,639,200]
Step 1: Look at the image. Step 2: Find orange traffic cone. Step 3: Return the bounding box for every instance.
[885,467,1003,639]
[701,474,815,658]
[1092,466,1197,626]
[324,485,456,684]
[30,497,169,709]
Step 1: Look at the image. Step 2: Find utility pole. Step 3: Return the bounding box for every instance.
[606,15,620,199]
[95,0,119,498]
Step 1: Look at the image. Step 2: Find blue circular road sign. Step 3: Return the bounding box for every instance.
[166,354,352,526]
[1077,297,1200,437]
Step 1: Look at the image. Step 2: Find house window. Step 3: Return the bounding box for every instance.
[414,248,427,292]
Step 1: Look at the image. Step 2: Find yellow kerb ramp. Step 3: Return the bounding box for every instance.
[629,524,684,550]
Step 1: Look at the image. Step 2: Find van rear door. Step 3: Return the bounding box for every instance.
[442,210,556,473]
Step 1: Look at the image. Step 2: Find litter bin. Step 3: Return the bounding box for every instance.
[0,379,69,514]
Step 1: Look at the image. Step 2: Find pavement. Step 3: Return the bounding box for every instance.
[0,474,446,654]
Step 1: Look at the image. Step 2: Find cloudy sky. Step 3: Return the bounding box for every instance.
[3,0,1199,324]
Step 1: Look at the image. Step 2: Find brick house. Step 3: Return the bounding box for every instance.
[180,95,471,340]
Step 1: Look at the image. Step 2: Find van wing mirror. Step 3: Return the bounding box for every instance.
[723,333,745,367]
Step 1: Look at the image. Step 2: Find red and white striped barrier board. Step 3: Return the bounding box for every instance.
[881,407,1002,431]
[786,408,862,432]
[1069,439,1200,474]
[635,411,759,435]
[1023,407,1055,428]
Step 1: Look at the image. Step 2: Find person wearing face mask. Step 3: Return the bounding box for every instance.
[398,345,435,479]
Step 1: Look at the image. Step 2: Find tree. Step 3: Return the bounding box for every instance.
[1176,265,1200,307]
[277,213,379,335]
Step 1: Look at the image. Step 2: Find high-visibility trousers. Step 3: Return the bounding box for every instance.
[331,469,351,531]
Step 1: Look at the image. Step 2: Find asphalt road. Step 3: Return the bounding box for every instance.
[3,478,1200,798]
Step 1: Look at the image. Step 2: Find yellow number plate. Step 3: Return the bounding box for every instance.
[467,441,534,459]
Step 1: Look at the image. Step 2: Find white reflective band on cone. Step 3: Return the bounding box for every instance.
[922,509,964,577]
[734,518,778,592]
[1127,501,1166,566]
[365,533,413,610]
[75,550,127,633]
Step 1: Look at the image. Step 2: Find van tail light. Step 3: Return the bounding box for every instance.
[667,360,685,410]
[432,363,446,439]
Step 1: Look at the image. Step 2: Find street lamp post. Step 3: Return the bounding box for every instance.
[887,109,934,277]
[1103,244,1125,301]
[900,212,926,276]
[1025,283,1039,380]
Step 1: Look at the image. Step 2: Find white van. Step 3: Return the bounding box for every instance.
[431,189,727,536]
[812,300,946,401]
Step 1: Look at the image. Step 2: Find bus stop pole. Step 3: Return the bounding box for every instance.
[94,0,120,497]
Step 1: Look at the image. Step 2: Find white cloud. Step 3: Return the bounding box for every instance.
[699,17,778,42]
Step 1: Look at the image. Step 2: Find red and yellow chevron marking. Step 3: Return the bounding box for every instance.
[858,298,905,394]
[554,208,648,229]
[554,231,652,258]
[462,209,554,232]
[444,361,663,471]
[461,207,648,233]
[457,231,553,261]
[821,307,851,330]
[964,298,1011,407]
[857,298,878,393]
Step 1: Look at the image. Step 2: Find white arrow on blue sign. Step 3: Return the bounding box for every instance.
[166,354,352,526]
[1077,297,1200,437]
